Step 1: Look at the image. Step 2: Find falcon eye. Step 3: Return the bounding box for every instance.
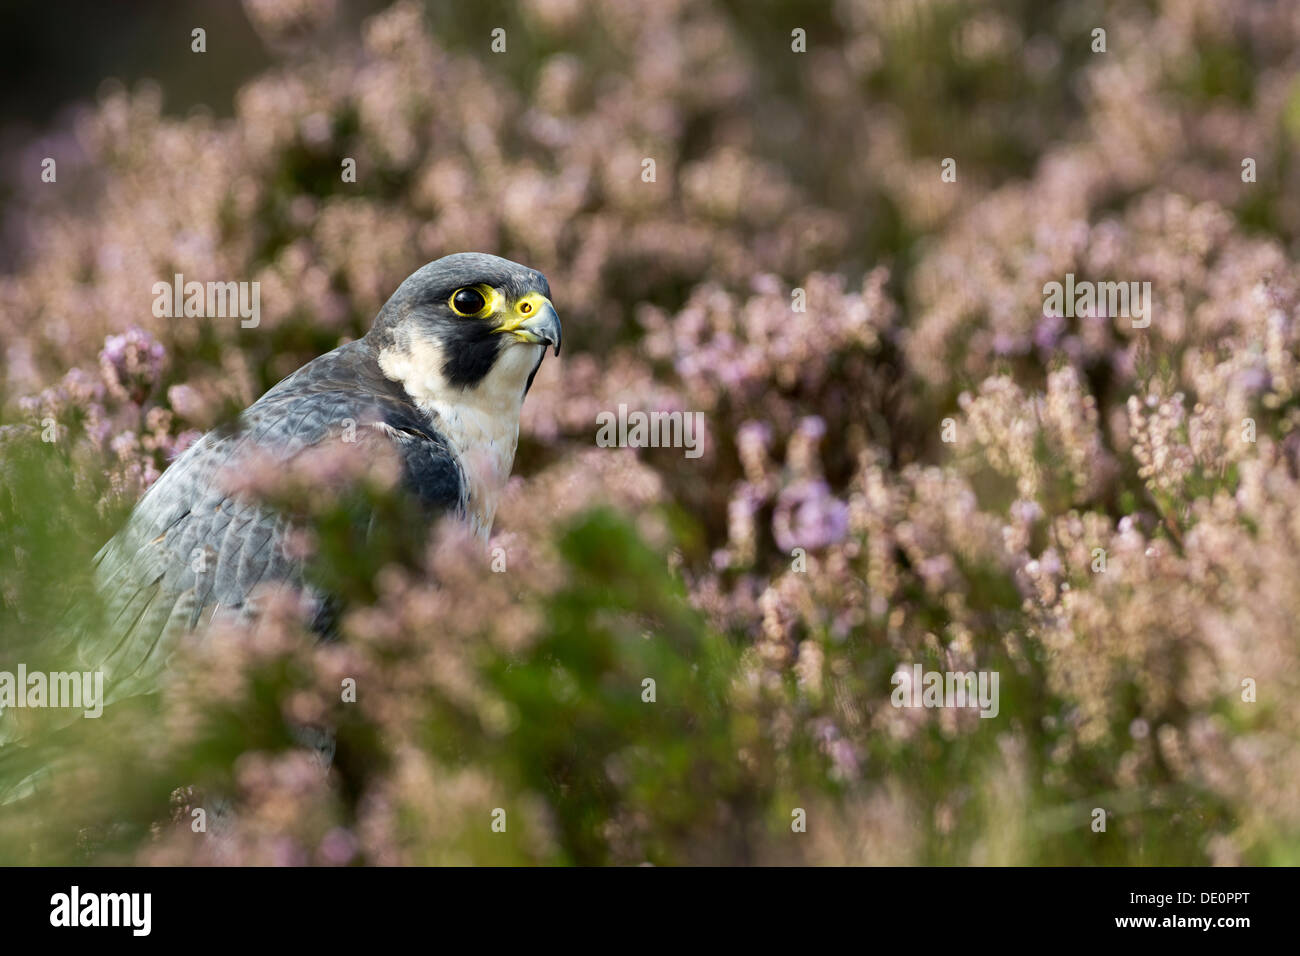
[450,287,488,316]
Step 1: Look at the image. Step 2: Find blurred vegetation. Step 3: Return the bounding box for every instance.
[2,0,1300,864]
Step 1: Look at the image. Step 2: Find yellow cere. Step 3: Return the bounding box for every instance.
[494,291,552,333]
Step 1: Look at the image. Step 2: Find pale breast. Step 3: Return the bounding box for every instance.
[378,336,541,539]
[420,399,519,537]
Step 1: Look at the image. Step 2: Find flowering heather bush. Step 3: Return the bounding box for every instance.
[1,0,1299,865]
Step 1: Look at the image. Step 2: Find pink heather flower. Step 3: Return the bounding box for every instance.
[318,827,359,865]
[772,479,849,552]
[167,384,205,422]
[99,326,166,403]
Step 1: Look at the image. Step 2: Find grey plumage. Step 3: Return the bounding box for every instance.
[83,336,455,705]
[0,253,560,780]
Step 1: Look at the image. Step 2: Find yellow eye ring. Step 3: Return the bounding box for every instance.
[449,287,490,317]
[519,301,533,315]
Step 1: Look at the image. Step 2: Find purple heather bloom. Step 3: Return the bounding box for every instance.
[773,479,849,551]
[99,326,167,402]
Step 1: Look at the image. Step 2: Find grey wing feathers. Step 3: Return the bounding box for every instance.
[0,341,467,801]
[77,340,464,708]
[85,429,305,704]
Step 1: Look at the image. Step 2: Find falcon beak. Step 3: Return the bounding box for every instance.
[496,295,562,356]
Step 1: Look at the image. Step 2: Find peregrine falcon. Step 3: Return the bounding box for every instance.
[79,252,560,706]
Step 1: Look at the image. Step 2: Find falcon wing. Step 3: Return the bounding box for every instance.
[80,339,464,708]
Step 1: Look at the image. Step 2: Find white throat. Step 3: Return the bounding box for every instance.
[378,335,542,538]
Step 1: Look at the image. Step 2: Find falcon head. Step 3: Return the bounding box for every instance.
[366,252,561,403]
